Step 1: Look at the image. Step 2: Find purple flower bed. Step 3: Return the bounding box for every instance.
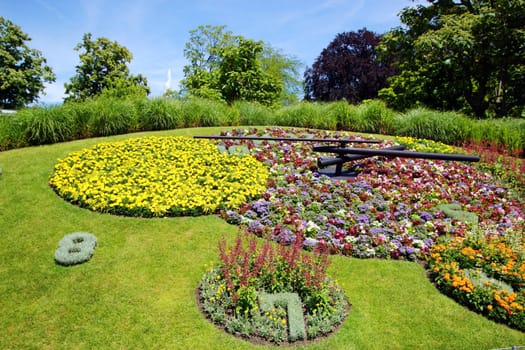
[218,127,525,261]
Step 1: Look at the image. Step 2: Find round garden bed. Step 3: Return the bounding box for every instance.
[197,233,350,345]
[49,136,268,217]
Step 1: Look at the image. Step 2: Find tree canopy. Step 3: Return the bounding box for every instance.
[379,0,525,118]
[304,28,396,103]
[0,17,55,109]
[64,33,149,102]
[181,25,300,106]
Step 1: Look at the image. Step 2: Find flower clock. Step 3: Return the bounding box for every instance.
[49,136,268,217]
[198,233,349,344]
[214,127,524,331]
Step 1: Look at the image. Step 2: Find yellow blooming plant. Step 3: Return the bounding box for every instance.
[428,233,525,331]
[49,136,268,217]
[395,136,458,154]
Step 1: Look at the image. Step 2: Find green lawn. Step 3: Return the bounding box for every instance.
[1,127,524,349]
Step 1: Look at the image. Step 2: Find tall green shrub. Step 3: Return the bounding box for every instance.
[326,100,360,131]
[471,118,525,156]
[0,114,26,150]
[180,97,231,127]
[274,102,337,130]
[233,100,273,126]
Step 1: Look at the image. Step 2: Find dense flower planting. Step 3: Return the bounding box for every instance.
[428,232,525,331]
[220,128,524,260]
[49,136,268,217]
[198,233,349,344]
[215,127,524,331]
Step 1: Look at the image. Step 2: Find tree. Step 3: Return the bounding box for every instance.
[181,25,298,106]
[64,33,149,102]
[217,37,281,106]
[304,28,397,103]
[260,45,303,105]
[181,25,233,100]
[0,17,55,109]
[379,0,525,118]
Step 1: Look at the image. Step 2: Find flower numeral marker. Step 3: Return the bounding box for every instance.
[259,292,306,341]
[54,232,97,266]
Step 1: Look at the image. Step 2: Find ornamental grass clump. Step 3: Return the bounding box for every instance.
[49,136,268,217]
[198,232,349,344]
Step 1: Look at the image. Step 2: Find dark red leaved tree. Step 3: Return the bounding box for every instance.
[304,28,396,103]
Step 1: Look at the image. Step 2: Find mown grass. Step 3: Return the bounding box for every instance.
[1,127,524,349]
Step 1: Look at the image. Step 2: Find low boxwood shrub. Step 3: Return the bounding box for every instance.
[54,232,97,266]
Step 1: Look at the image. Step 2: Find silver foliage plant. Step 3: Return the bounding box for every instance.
[54,232,97,266]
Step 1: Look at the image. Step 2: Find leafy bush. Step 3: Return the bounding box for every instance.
[198,232,349,344]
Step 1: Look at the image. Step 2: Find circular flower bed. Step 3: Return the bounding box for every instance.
[198,233,349,344]
[428,233,525,331]
[49,136,268,217]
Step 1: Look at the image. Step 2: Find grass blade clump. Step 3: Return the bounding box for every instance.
[233,100,274,126]
[137,98,183,131]
[88,98,138,136]
[181,97,230,127]
[0,113,27,150]
[396,107,473,145]
[19,106,74,145]
[355,99,395,134]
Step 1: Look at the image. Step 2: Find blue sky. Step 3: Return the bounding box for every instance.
[1,0,423,103]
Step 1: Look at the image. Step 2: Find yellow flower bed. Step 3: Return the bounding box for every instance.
[49,136,268,217]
